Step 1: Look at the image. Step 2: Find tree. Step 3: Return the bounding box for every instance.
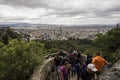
[0,39,47,80]
[93,25,120,52]
[1,32,9,45]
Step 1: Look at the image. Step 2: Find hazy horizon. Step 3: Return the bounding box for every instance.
[0,21,118,25]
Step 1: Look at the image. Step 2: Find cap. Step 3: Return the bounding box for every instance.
[87,63,97,72]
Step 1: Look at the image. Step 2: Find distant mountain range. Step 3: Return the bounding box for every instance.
[0,22,116,28]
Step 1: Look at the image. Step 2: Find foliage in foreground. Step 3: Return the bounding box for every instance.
[0,39,46,80]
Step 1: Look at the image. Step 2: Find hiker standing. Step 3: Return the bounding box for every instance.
[74,61,86,80]
[80,63,97,80]
[60,62,69,80]
[54,53,62,80]
[92,53,108,80]
[86,54,92,66]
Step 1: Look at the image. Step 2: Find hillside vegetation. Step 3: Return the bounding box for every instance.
[0,24,120,80]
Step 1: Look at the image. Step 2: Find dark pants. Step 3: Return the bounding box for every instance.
[64,78,68,80]
[55,66,60,80]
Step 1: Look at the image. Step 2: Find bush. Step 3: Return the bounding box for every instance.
[0,39,46,80]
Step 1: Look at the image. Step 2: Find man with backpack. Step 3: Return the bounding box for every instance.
[80,63,97,80]
[92,53,108,80]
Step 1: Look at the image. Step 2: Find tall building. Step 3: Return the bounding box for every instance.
[117,23,120,27]
[59,27,62,36]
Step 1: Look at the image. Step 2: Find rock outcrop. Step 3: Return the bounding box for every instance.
[101,51,120,80]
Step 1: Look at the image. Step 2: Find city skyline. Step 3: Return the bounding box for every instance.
[0,0,120,25]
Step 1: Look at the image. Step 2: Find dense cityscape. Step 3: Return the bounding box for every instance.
[0,24,113,41]
[0,24,115,41]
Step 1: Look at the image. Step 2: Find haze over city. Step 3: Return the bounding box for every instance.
[0,0,120,25]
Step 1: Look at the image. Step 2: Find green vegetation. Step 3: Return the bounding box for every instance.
[93,25,120,62]
[93,27,120,52]
[0,28,22,45]
[0,24,120,80]
[0,39,47,80]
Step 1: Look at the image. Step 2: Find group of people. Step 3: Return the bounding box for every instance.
[54,48,108,80]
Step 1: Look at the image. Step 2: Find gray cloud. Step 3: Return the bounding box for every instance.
[0,0,120,24]
[1,0,40,8]
[0,0,57,9]
[6,17,26,21]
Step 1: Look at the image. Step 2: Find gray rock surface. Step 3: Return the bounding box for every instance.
[101,60,120,80]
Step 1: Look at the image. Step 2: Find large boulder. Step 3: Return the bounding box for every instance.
[101,60,120,80]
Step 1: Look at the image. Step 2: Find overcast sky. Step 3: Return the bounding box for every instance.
[0,0,120,24]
